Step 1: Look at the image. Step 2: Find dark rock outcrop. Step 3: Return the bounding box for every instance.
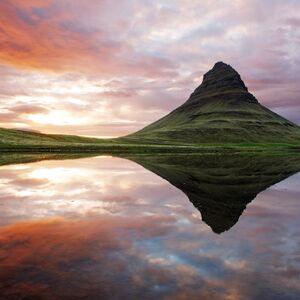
[186,61,255,104]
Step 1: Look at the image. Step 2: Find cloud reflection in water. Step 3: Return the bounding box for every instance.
[0,156,299,299]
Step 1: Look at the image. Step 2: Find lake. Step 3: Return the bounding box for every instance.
[0,154,299,300]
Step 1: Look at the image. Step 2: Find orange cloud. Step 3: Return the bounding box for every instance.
[0,1,100,72]
[0,1,177,78]
[9,0,52,8]
[11,104,48,114]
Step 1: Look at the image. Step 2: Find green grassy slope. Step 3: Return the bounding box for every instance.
[126,97,300,144]
[0,128,106,145]
[0,127,117,150]
[1,126,299,153]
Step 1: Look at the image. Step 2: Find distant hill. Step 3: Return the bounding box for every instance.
[0,127,105,149]
[126,62,300,144]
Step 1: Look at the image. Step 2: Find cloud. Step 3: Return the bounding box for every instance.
[0,0,177,79]
[11,104,48,114]
[0,0,299,137]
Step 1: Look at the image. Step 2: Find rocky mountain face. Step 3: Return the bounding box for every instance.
[126,62,300,144]
[185,62,257,105]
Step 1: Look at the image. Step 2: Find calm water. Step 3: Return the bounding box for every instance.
[0,155,299,300]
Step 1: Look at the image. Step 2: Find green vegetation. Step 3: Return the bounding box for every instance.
[125,90,300,144]
[0,126,299,153]
[0,127,111,147]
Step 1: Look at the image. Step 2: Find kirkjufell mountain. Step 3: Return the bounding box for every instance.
[127,62,300,144]
[1,61,300,149]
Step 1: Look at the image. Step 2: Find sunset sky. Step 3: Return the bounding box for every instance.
[0,0,299,138]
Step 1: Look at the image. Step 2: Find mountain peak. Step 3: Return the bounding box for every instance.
[186,61,254,105]
[212,61,229,68]
[202,61,248,92]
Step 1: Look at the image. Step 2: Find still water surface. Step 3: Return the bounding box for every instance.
[0,155,299,299]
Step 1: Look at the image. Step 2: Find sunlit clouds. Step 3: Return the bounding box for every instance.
[0,0,299,137]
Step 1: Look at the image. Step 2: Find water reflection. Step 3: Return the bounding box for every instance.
[127,154,300,233]
[0,153,299,299]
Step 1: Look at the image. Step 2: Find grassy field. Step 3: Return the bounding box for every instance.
[1,127,300,154]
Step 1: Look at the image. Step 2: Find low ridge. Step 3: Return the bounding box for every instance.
[127,62,300,144]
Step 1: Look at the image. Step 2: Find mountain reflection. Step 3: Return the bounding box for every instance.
[0,153,300,299]
[1,152,300,233]
[125,153,300,233]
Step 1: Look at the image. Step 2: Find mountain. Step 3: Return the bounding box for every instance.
[126,62,300,144]
[127,153,300,233]
[1,62,300,150]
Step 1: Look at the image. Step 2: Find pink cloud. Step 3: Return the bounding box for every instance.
[0,0,299,137]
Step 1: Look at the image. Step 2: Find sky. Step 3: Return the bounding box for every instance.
[0,0,299,138]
